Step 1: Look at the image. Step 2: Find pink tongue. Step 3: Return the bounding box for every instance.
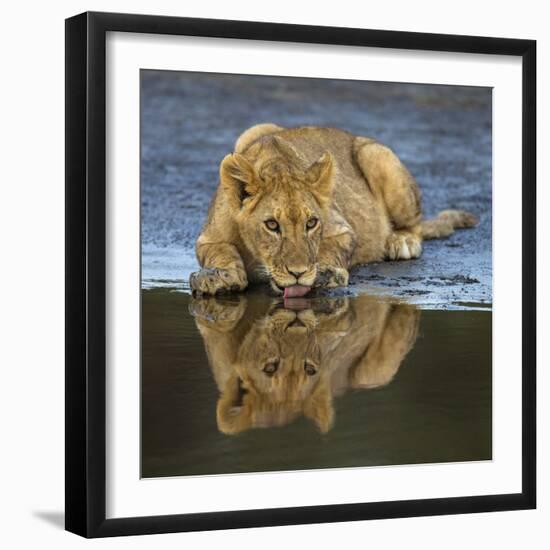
[283,285,311,298]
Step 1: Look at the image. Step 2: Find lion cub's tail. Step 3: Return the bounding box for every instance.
[421,209,478,240]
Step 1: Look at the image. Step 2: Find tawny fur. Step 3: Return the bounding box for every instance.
[190,124,478,295]
[191,294,419,434]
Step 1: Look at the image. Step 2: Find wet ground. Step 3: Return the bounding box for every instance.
[141,70,492,308]
[141,290,491,478]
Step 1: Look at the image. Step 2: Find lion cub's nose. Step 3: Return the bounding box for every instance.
[287,268,307,279]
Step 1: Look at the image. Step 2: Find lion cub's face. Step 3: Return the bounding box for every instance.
[220,138,334,293]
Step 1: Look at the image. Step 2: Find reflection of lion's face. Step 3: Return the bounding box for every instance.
[238,308,321,405]
[217,306,334,434]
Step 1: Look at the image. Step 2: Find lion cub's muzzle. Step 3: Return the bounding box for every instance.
[269,266,317,298]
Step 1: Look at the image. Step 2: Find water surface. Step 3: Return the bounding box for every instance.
[141,289,492,478]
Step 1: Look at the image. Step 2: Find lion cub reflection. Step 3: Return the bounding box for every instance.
[191,295,419,434]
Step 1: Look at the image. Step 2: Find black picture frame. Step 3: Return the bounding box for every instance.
[65,11,536,538]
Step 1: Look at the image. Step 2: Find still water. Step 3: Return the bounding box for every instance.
[141,289,491,478]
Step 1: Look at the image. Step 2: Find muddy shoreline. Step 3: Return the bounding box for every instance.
[141,71,492,309]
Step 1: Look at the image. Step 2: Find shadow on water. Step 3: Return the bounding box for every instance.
[141,289,491,478]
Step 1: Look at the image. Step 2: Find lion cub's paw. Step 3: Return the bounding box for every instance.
[386,231,422,261]
[189,268,247,296]
[314,265,350,289]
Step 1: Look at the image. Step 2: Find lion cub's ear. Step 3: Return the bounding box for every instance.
[220,153,260,208]
[304,378,334,433]
[216,374,253,434]
[306,152,334,206]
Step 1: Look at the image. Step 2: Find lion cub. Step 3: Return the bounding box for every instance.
[190,124,477,296]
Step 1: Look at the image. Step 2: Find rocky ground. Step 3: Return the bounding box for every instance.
[141,71,492,309]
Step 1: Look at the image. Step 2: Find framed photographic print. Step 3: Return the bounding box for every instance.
[65,11,536,538]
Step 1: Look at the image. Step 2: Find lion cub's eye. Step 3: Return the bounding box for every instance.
[306,217,319,230]
[264,219,280,232]
[263,361,279,376]
[304,363,317,376]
